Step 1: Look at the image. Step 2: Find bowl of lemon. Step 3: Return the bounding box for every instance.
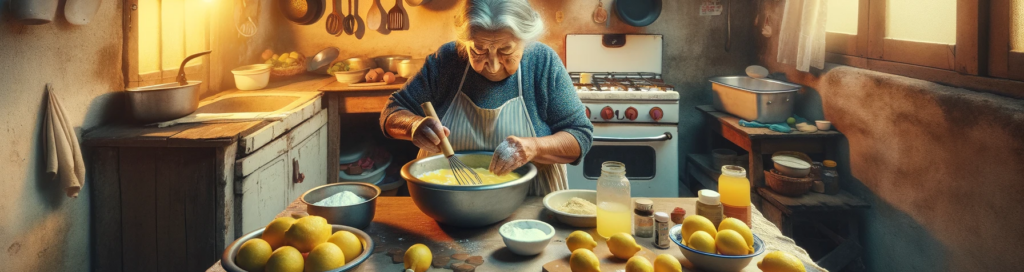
[223,215,374,272]
[670,216,765,272]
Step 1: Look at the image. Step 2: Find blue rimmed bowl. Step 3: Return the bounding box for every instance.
[670,224,765,272]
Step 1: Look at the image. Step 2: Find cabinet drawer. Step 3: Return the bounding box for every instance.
[235,153,289,236]
[287,125,329,202]
[236,110,328,178]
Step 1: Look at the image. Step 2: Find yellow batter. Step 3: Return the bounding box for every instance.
[418,168,520,185]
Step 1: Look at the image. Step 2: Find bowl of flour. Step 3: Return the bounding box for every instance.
[301,182,381,229]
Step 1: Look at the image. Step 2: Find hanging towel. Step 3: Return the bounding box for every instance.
[44,84,86,198]
[777,0,827,72]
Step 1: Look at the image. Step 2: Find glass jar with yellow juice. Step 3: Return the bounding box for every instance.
[596,161,632,239]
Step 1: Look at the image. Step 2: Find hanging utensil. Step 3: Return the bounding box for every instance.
[10,0,58,25]
[593,0,608,24]
[343,0,355,35]
[387,0,408,30]
[353,0,365,38]
[367,0,388,32]
[326,0,342,35]
[614,0,662,27]
[724,0,732,52]
[235,0,261,37]
[64,0,102,26]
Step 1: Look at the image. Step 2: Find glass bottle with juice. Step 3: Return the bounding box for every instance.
[597,161,632,239]
[719,165,751,226]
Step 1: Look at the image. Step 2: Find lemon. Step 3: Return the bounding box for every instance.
[653,254,682,272]
[235,238,272,272]
[566,231,598,253]
[625,256,653,272]
[263,217,297,249]
[404,243,432,272]
[304,243,345,272]
[278,54,290,62]
[681,215,717,244]
[569,248,601,272]
[715,229,749,256]
[607,233,642,260]
[757,251,806,272]
[265,246,304,272]
[718,218,754,253]
[286,216,332,252]
[327,230,363,263]
[687,231,716,254]
[289,52,300,59]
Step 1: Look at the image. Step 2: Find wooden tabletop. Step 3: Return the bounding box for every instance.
[319,77,407,93]
[207,196,819,272]
[757,188,870,215]
[696,105,843,140]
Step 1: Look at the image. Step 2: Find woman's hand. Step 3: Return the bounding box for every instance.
[411,117,450,154]
[490,136,538,176]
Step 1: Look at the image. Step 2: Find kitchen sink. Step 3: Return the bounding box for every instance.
[155,91,321,127]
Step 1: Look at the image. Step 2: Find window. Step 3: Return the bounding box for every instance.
[988,0,1024,81]
[825,0,868,56]
[126,0,212,92]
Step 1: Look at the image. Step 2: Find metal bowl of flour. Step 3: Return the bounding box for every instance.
[301,183,380,229]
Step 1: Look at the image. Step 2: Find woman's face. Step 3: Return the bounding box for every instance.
[465,29,525,82]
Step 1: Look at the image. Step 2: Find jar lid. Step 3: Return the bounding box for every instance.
[698,189,721,205]
[654,212,669,222]
[634,198,654,212]
[721,165,747,177]
[823,160,837,167]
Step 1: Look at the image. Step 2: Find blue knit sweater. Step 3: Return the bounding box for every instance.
[379,41,593,164]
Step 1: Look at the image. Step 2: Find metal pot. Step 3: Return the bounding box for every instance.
[709,76,801,123]
[396,58,426,78]
[400,152,537,227]
[126,51,211,123]
[373,55,411,73]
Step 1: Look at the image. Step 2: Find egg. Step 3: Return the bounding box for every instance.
[383,72,396,84]
[373,68,385,75]
[365,70,380,82]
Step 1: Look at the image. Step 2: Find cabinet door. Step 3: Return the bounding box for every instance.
[235,153,289,235]
[287,125,329,202]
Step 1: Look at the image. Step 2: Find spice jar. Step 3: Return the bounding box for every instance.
[653,212,671,249]
[695,189,724,227]
[633,198,654,238]
[822,160,840,194]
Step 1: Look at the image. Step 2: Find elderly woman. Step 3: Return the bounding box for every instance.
[379,0,592,195]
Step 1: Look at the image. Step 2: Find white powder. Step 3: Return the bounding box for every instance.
[313,191,366,206]
[506,225,548,241]
[495,140,520,162]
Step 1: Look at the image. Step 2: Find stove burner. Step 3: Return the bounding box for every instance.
[570,72,674,92]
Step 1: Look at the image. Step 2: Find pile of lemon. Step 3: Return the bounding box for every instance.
[234,215,363,272]
[681,216,754,256]
[565,231,682,272]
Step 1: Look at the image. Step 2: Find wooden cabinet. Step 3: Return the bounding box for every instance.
[87,95,329,272]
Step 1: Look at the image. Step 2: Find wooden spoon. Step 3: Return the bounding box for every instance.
[366,0,387,32]
[325,0,342,35]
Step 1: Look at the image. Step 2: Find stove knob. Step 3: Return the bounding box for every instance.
[625,107,638,121]
[585,107,591,119]
[649,107,664,121]
[600,106,614,120]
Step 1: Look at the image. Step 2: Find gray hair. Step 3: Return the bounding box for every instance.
[457,0,545,43]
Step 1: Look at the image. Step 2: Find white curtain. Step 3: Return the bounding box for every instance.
[777,0,827,72]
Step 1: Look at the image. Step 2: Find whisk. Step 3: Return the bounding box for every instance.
[421,102,483,185]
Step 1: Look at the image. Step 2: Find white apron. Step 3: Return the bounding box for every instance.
[417,63,568,196]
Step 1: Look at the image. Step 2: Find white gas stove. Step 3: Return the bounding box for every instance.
[564,34,680,197]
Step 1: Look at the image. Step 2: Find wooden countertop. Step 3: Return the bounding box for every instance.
[207,196,823,272]
[319,77,407,93]
[84,75,331,147]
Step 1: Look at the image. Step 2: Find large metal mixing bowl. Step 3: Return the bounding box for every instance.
[401,152,537,228]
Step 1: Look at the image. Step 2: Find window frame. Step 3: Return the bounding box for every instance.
[825,0,871,57]
[989,0,1024,81]
[123,0,212,93]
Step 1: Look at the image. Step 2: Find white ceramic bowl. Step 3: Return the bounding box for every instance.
[772,155,811,178]
[670,224,765,272]
[334,68,369,84]
[499,219,555,256]
[542,189,597,228]
[815,120,832,131]
[231,64,272,90]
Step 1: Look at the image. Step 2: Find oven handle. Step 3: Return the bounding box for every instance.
[593,132,673,142]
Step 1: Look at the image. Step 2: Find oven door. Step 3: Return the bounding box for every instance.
[567,124,679,197]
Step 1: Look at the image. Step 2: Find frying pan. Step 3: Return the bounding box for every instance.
[279,0,326,25]
[614,0,662,27]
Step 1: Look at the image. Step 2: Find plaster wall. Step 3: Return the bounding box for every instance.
[0,0,124,271]
[270,0,759,192]
[755,2,1024,271]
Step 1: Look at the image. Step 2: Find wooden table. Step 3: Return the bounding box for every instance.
[207,197,822,272]
[693,105,868,271]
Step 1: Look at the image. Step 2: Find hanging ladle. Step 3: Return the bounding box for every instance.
[177,51,212,85]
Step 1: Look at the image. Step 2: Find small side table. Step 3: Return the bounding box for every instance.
[694,105,870,271]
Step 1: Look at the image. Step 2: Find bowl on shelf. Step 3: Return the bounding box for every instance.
[339,155,391,183]
[221,224,374,272]
[372,55,411,73]
[772,151,812,178]
[542,189,597,228]
[301,183,381,229]
[815,120,832,131]
[334,68,369,84]
[400,152,537,227]
[499,219,555,256]
[670,224,765,272]
[231,64,272,90]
